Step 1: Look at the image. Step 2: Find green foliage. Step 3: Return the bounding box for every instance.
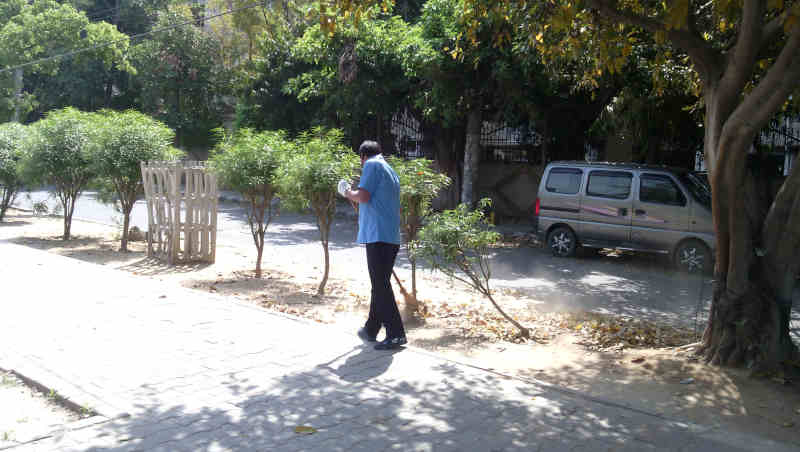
[90,110,178,189]
[0,121,28,221]
[0,0,132,121]
[413,198,499,283]
[461,0,796,101]
[277,127,360,295]
[386,156,450,237]
[286,10,430,137]
[235,12,318,134]
[387,155,450,308]
[277,128,360,213]
[24,108,93,186]
[413,198,529,337]
[128,6,231,145]
[89,109,179,249]
[210,128,290,196]
[22,107,95,238]
[210,127,292,276]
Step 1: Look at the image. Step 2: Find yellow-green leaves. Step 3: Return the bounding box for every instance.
[664,0,689,30]
[294,425,317,434]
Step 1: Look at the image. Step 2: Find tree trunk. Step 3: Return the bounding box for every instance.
[699,91,799,371]
[411,258,417,302]
[121,212,130,252]
[315,200,333,297]
[318,238,329,297]
[61,193,77,240]
[486,292,530,339]
[461,107,482,207]
[119,187,137,252]
[255,244,264,279]
[0,186,17,222]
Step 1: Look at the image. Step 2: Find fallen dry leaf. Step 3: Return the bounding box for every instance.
[294,426,317,435]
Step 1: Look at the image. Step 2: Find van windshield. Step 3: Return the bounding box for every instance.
[678,172,712,209]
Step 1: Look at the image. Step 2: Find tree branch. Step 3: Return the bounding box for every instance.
[763,151,800,255]
[761,9,790,49]
[728,20,800,139]
[584,0,721,84]
[717,0,764,103]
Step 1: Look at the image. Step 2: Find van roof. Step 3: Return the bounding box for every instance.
[547,161,690,174]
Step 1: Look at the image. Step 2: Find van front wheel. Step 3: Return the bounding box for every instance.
[674,240,711,274]
[547,226,577,257]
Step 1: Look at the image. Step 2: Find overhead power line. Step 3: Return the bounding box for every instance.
[0,1,266,75]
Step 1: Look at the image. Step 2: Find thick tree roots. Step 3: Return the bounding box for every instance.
[698,284,798,375]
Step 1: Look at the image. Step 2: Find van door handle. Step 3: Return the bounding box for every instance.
[635,209,646,216]
[618,208,628,216]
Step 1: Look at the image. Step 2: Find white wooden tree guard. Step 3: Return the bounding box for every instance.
[141,161,218,265]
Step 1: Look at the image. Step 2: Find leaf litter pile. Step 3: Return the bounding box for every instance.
[561,312,699,351]
[419,299,698,351]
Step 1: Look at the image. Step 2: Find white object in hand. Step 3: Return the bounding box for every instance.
[337,179,352,197]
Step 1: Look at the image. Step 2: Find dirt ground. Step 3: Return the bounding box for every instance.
[0,370,87,448]
[1,208,799,446]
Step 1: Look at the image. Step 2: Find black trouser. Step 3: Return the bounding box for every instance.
[364,242,405,339]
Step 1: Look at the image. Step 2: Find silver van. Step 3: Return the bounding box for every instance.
[534,161,714,272]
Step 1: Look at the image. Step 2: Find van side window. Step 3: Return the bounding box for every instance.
[586,171,632,199]
[545,168,582,194]
[640,174,686,206]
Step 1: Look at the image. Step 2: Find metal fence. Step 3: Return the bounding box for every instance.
[390,108,426,159]
[481,121,542,164]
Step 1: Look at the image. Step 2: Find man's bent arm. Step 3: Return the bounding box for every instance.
[346,187,371,204]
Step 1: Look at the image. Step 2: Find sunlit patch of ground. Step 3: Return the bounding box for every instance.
[2,208,799,446]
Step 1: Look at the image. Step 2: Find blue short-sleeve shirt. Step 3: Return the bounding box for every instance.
[357,155,401,245]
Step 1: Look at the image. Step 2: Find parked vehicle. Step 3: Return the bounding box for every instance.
[533,161,714,273]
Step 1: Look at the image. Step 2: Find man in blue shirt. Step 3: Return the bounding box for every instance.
[343,141,407,350]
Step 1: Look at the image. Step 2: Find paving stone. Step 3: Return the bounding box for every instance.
[1,242,798,452]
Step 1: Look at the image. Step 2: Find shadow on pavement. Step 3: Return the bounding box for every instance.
[81,350,773,452]
[0,219,32,227]
[217,204,363,252]
[489,246,714,328]
[119,257,213,276]
[514,350,800,448]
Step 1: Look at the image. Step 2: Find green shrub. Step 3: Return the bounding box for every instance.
[89,110,180,251]
[0,122,28,222]
[23,108,95,239]
[277,128,360,296]
[413,199,530,338]
[210,128,290,277]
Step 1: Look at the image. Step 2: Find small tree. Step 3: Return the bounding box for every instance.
[277,128,360,296]
[23,108,94,239]
[210,129,290,278]
[0,122,27,222]
[90,110,180,251]
[387,156,451,312]
[413,198,530,338]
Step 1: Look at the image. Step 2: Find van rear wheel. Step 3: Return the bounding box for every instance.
[547,226,577,257]
[674,240,711,274]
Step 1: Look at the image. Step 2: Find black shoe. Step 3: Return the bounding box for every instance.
[374,336,407,350]
[357,327,377,342]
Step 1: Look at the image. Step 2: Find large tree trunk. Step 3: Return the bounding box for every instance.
[700,92,799,372]
[461,107,482,207]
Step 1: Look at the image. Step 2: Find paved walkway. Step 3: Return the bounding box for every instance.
[0,242,794,452]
